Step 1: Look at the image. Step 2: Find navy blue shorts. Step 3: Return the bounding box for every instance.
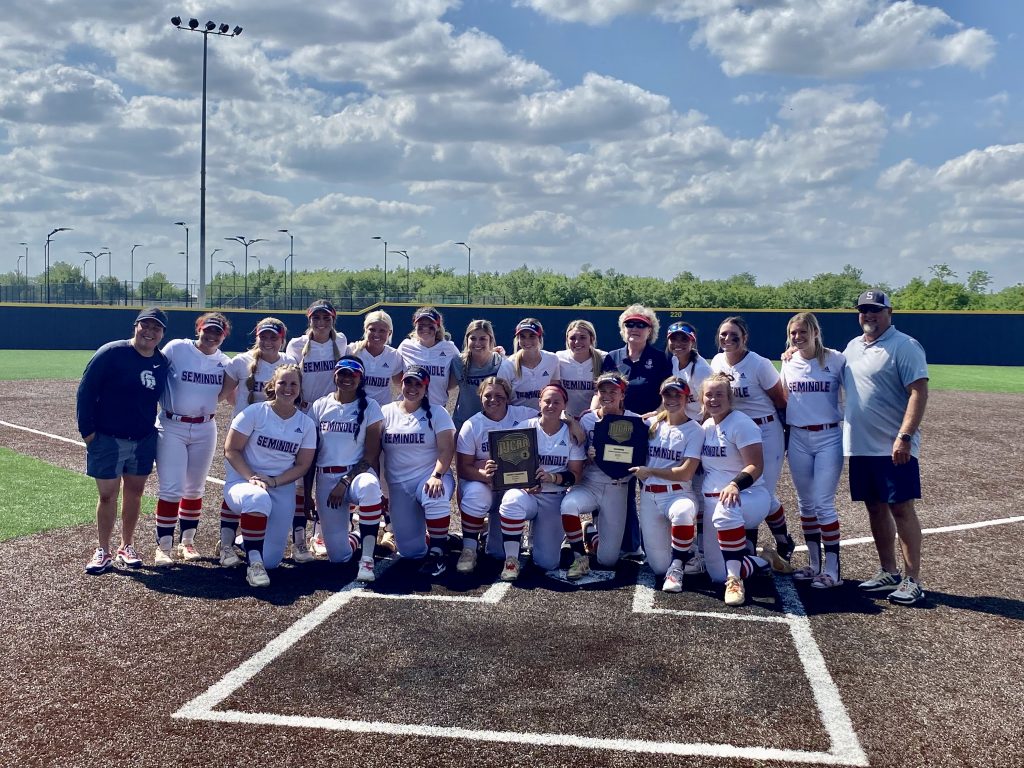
[848,455,921,504]
[86,431,158,479]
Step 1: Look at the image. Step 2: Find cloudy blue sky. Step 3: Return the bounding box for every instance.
[2,1,1021,290]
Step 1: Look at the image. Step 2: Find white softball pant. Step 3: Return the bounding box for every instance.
[702,486,771,584]
[388,472,455,559]
[457,479,508,559]
[637,485,697,577]
[560,479,629,568]
[156,416,217,501]
[498,490,566,571]
[759,417,785,513]
[786,426,842,528]
[223,480,295,569]
[315,469,382,563]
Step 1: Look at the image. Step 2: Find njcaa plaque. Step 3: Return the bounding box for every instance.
[489,427,539,491]
[592,415,647,480]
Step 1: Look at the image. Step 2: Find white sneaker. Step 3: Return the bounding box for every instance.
[683,551,706,575]
[219,543,241,568]
[178,542,202,562]
[311,534,327,557]
[356,557,376,583]
[246,561,270,587]
[500,557,521,582]
[292,537,315,564]
[662,566,684,593]
[566,553,590,581]
[456,547,478,574]
[724,575,746,606]
[153,547,174,566]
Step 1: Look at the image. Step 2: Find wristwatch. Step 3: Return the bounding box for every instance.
[432,471,443,479]
[897,432,912,442]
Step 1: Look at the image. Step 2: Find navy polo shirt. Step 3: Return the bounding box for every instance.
[77,340,169,440]
[601,344,673,414]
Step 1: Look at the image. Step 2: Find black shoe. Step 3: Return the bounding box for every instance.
[777,534,796,562]
[419,549,446,577]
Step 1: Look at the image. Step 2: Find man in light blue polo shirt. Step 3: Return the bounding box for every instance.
[843,289,929,606]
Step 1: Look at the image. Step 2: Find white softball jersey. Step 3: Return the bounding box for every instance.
[672,354,714,422]
[522,417,586,493]
[456,405,539,461]
[224,351,298,418]
[348,343,403,407]
[781,350,846,427]
[509,350,561,409]
[579,409,641,484]
[225,402,316,484]
[396,338,460,406]
[159,339,230,417]
[700,411,765,493]
[555,350,605,417]
[710,351,780,419]
[287,334,349,407]
[308,394,385,469]
[644,417,705,472]
[380,402,457,485]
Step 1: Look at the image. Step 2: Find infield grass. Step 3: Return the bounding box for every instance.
[0,448,154,541]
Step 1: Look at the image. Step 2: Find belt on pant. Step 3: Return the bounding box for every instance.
[793,422,839,431]
[644,483,685,493]
[164,411,214,424]
[752,414,775,425]
[318,465,351,474]
[705,492,721,498]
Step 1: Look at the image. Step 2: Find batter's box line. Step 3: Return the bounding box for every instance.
[173,572,868,766]
[633,569,868,766]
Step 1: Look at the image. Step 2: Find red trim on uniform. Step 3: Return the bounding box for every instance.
[156,499,180,526]
[800,515,820,536]
[671,524,695,551]
[717,525,747,552]
[426,516,451,540]
[561,514,584,543]
[220,499,240,523]
[499,515,526,536]
[461,512,486,535]
[766,504,788,533]
[820,519,841,544]
[239,512,268,542]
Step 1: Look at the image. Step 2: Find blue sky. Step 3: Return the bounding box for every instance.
[1,1,1021,291]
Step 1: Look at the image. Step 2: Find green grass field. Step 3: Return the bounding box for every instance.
[0,448,154,542]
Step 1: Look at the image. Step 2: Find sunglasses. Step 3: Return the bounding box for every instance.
[624,321,651,329]
[858,306,885,314]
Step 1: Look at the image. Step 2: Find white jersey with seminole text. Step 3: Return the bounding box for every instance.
[309,394,384,468]
[159,339,229,417]
[348,343,403,407]
[700,410,765,493]
[396,338,460,406]
[287,334,349,407]
[579,409,640,484]
[523,417,586,493]
[555,350,604,417]
[644,416,705,472]
[509,350,561,408]
[380,402,456,484]
[226,402,316,484]
[781,350,846,427]
[224,352,298,418]
[457,405,538,461]
[710,351,780,419]
[672,354,714,422]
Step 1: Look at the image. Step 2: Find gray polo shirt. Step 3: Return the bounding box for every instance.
[842,324,928,458]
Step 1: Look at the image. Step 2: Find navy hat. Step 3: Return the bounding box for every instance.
[413,308,441,324]
[307,300,336,318]
[515,319,543,336]
[856,290,891,311]
[660,377,691,396]
[403,365,431,385]
[135,307,168,328]
[595,372,627,391]
[256,319,286,336]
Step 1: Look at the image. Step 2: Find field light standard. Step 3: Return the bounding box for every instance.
[170,15,243,307]
[174,221,190,305]
[455,242,471,303]
[389,250,409,294]
[130,244,143,300]
[372,236,387,300]
[225,236,265,309]
[277,229,294,308]
[44,227,72,303]
[218,259,237,297]
[17,242,28,280]
[80,251,102,303]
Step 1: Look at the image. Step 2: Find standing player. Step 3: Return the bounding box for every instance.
[781,313,846,588]
[380,366,457,577]
[710,316,795,572]
[348,310,402,408]
[222,365,316,587]
[559,372,637,577]
[77,308,169,573]
[222,318,294,418]
[307,357,384,582]
[556,320,604,418]
[497,384,585,582]
[454,377,538,573]
[508,318,561,410]
[451,319,514,432]
[699,373,773,606]
[153,312,232,564]
[395,307,459,408]
[629,378,703,592]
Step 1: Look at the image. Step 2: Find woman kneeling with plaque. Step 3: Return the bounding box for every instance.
[496,384,585,582]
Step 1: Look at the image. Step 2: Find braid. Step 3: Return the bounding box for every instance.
[353,386,368,441]
[423,398,434,431]
[330,328,342,362]
[648,410,670,439]
[301,334,312,362]
[246,348,262,405]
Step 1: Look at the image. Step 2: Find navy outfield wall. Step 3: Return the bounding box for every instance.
[0,302,1021,366]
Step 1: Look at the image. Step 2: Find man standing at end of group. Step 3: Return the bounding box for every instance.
[77,308,170,574]
[843,290,929,606]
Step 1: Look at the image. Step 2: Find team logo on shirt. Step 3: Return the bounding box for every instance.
[644,360,653,369]
[495,433,531,466]
[140,370,156,390]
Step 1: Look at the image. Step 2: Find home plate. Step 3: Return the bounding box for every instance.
[545,568,617,585]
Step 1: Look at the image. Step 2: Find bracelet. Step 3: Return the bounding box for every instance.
[729,471,754,491]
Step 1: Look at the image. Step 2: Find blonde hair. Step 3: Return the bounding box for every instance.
[477,376,512,400]
[512,317,544,378]
[618,304,660,344]
[787,312,828,368]
[460,320,497,380]
[647,376,690,437]
[246,317,287,405]
[265,364,303,406]
[701,372,736,408]
[350,310,394,355]
[565,319,603,381]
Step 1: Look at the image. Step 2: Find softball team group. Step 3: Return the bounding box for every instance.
[83,301,850,608]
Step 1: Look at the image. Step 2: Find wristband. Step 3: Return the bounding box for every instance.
[556,471,576,488]
[730,471,754,491]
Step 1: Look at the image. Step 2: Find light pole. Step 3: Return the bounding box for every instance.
[278,229,294,308]
[208,247,221,304]
[455,241,471,303]
[225,236,265,309]
[80,251,102,303]
[389,250,409,295]
[130,244,143,302]
[144,262,155,303]
[170,15,243,308]
[17,242,28,280]
[372,236,387,300]
[174,221,190,305]
[219,259,237,299]
[99,248,111,304]
[250,253,261,300]
[44,227,72,303]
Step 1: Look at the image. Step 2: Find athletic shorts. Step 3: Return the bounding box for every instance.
[848,455,921,504]
[86,431,158,479]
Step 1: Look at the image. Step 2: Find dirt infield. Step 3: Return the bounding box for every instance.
[0,382,1022,767]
